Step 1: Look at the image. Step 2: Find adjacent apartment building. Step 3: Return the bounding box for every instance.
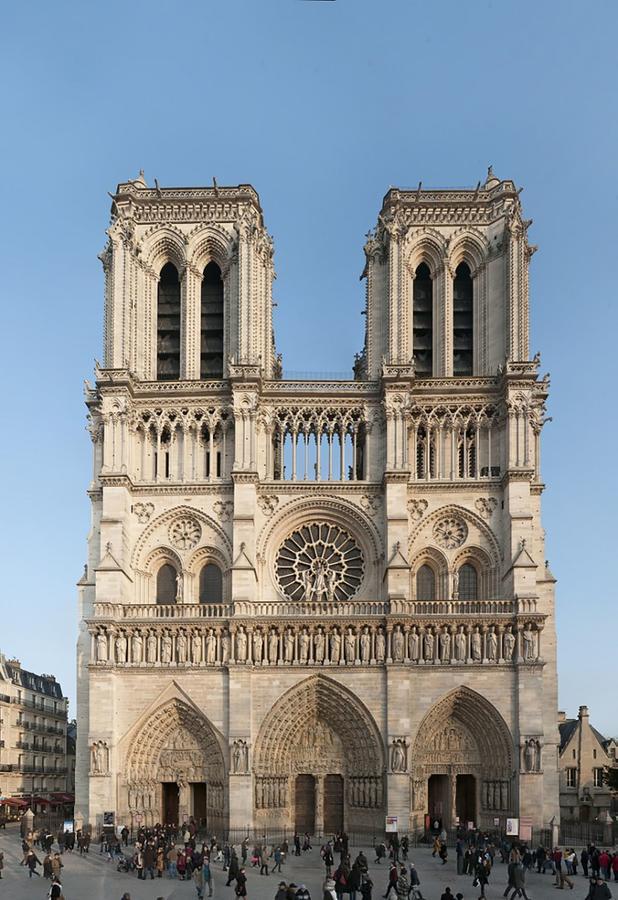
[558,705,618,822]
[0,654,71,808]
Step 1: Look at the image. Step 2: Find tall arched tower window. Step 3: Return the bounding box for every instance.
[156,564,177,604]
[413,263,433,376]
[157,263,181,380]
[201,262,224,378]
[453,262,473,376]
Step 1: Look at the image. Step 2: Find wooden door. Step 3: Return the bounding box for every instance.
[324,774,344,833]
[192,783,207,825]
[295,774,315,834]
[162,782,179,825]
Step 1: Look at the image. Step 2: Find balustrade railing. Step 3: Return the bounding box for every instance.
[91,596,536,620]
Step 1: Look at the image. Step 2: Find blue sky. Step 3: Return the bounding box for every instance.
[1,0,616,733]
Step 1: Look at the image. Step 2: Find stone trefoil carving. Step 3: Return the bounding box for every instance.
[257,495,279,517]
[169,517,201,550]
[475,497,497,520]
[275,521,364,602]
[213,500,233,522]
[133,502,154,524]
[408,498,428,521]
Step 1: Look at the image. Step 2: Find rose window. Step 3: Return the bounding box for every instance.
[275,521,364,602]
[169,517,202,550]
[433,516,468,549]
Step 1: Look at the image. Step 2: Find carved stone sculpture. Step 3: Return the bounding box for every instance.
[439,627,451,661]
[455,625,466,661]
[487,626,498,661]
[391,738,407,773]
[471,626,482,661]
[253,629,263,664]
[423,628,434,661]
[299,628,309,664]
[96,632,108,662]
[345,627,356,663]
[503,626,515,660]
[236,627,247,662]
[131,631,143,664]
[206,629,216,664]
[330,629,341,663]
[268,629,279,664]
[314,628,325,664]
[360,626,371,664]
[392,625,404,662]
[522,626,535,660]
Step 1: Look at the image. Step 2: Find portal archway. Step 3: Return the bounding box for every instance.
[254,675,385,832]
[123,699,226,831]
[411,687,514,829]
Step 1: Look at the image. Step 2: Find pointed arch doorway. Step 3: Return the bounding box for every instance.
[254,675,384,834]
[411,687,514,829]
[123,698,226,832]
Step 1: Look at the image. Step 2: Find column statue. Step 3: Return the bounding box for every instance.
[392,625,405,662]
[360,626,371,664]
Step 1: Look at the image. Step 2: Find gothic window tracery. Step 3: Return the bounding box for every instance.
[157,263,181,380]
[275,522,365,602]
[453,262,473,376]
[200,262,224,379]
[413,262,433,376]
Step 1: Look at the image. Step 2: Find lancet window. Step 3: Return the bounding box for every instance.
[271,408,365,482]
[156,564,177,604]
[157,263,181,380]
[199,563,223,604]
[200,262,224,379]
[458,563,478,601]
[453,262,473,376]
[413,263,433,376]
[416,565,436,601]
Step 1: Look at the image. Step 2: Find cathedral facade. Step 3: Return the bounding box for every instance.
[75,170,559,836]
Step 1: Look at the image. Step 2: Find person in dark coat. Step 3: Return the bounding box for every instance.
[348,862,362,900]
[26,849,41,877]
[585,877,612,900]
[235,868,248,898]
[227,849,240,885]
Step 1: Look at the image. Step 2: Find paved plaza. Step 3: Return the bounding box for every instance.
[0,827,605,900]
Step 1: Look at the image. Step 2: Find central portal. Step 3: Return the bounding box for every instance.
[162,782,179,825]
[295,774,315,833]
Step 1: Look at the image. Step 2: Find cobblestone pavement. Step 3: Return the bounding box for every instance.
[0,828,604,900]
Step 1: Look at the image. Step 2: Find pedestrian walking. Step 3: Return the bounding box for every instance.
[236,867,248,899]
[26,849,41,877]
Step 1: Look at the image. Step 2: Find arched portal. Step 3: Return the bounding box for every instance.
[123,699,226,832]
[254,675,385,833]
[411,687,514,829]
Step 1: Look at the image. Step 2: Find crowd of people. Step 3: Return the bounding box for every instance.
[4,818,618,900]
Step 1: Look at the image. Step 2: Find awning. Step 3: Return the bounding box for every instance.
[0,797,28,808]
[49,793,74,803]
